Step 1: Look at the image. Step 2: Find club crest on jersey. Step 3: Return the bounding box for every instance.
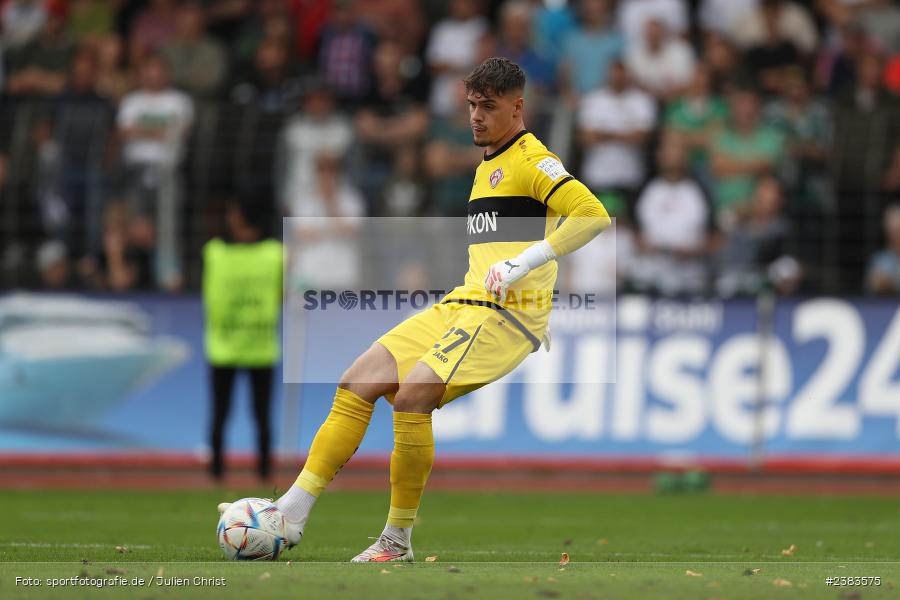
[489,167,504,189]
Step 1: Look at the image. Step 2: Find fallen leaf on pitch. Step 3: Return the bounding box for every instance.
[773,578,793,587]
[781,544,797,556]
[392,564,406,568]
[115,546,129,553]
[259,572,270,581]
[156,567,164,577]
[596,538,608,545]
[379,569,390,574]
[286,561,292,566]
[685,570,703,577]
[546,577,558,583]
[559,552,570,566]
[524,576,539,583]
[447,566,461,573]
[425,555,438,562]
[742,568,761,576]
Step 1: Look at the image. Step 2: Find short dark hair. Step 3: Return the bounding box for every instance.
[463,57,526,97]
[229,195,269,236]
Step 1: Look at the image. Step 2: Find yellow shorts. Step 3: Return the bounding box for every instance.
[377,301,537,407]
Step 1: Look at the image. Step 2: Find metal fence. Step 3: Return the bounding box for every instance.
[0,95,896,296]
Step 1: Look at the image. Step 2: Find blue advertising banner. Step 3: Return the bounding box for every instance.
[1,294,898,458]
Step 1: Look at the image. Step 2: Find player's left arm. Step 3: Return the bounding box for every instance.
[484,154,611,300]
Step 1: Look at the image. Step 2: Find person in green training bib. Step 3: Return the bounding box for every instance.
[203,198,283,482]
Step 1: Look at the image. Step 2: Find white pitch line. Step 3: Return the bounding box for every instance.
[0,542,153,549]
[22,511,130,521]
[454,550,896,561]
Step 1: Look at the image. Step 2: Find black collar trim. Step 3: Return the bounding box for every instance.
[483,129,530,161]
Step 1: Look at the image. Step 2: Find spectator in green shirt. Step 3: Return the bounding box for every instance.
[159,2,228,99]
[711,84,785,215]
[663,65,728,184]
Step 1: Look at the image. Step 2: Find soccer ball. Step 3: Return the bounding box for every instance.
[217,497,287,561]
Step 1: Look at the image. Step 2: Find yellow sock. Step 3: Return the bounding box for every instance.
[388,411,434,528]
[293,388,374,497]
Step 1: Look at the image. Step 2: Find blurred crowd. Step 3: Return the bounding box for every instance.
[2,0,900,296]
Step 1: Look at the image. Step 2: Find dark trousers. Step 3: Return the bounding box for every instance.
[209,365,273,480]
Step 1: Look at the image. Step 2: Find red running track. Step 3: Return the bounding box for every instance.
[1,453,899,495]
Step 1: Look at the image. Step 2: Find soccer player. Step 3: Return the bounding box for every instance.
[219,57,611,562]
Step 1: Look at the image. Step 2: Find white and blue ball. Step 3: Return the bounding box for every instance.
[217,498,287,561]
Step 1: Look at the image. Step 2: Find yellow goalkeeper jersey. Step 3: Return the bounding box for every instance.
[441,129,609,348]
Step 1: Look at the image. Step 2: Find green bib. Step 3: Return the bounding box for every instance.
[203,238,283,366]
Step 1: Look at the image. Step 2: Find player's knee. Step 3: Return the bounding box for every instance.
[393,384,441,414]
[337,366,362,391]
[337,376,383,403]
[338,344,398,402]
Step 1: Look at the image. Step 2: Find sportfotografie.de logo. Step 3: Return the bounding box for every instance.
[300,289,602,311]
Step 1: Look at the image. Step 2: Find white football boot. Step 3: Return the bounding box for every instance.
[350,533,414,563]
[217,501,303,548]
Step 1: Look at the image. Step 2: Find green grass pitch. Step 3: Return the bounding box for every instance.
[1,489,898,599]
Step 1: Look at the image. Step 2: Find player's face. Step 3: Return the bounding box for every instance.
[467,89,522,148]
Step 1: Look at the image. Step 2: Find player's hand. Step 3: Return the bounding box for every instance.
[484,258,531,303]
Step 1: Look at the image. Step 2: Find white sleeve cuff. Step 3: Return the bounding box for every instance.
[519,240,557,270]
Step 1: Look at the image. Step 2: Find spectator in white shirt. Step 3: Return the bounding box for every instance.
[617,0,688,51]
[0,0,46,52]
[288,153,365,290]
[278,83,354,214]
[577,60,656,195]
[118,56,193,168]
[731,0,819,56]
[626,18,697,100]
[699,0,758,38]
[565,193,637,297]
[425,0,489,117]
[633,140,715,295]
[117,55,193,291]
